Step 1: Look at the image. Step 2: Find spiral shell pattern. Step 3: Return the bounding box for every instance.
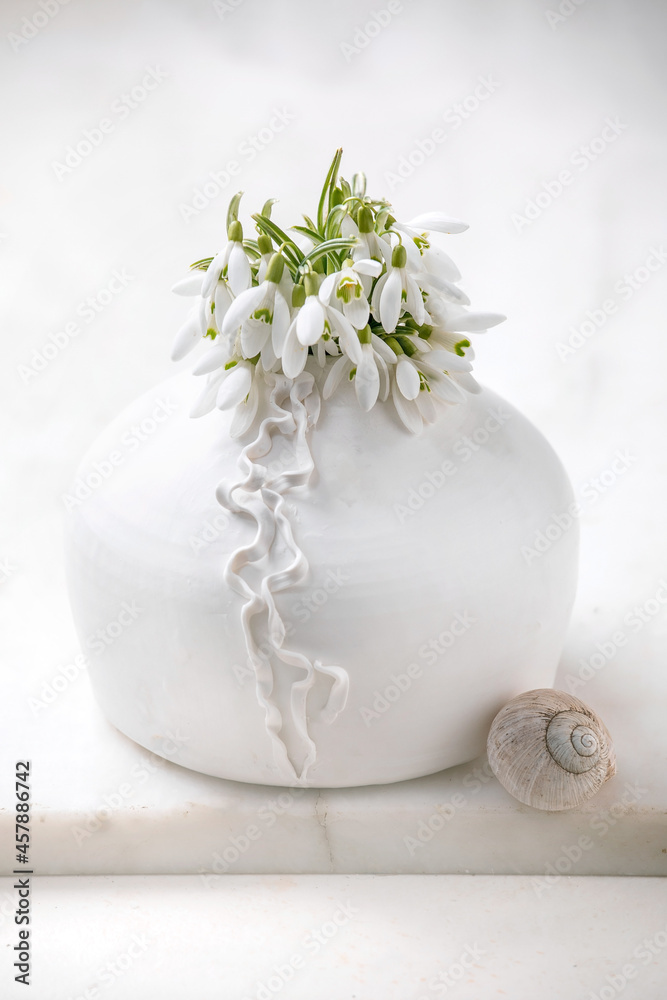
[487,689,616,811]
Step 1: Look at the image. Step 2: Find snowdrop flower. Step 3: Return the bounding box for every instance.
[172,149,505,434]
[319,258,382,329]
[342,207,391,264]
[282,276,363,378]
[371,244,426,333]
[323,327,395,411]
[201,220,252,299]
[221,253,291,368]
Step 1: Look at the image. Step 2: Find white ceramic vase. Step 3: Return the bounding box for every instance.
[64,363,578,788]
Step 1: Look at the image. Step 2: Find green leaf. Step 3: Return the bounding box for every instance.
[325,204,349,240]
[226,191,244,231]
[242,239,261,260]
[298,237,356,272]
[316,148,343,235]
[261,197,278,219]
[190,256,214,271]
[352,172,367,198]
[252,214,302,269]
[291,225,323,244]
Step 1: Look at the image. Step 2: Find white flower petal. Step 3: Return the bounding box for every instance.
[319,272,338,304]
[427,370,467,404]
[451,372,481,394]
[282,324,309,378]
[379,267,403,333]
[192,343,229,375]
[171,311,202,361]
[371,333,397,365]
[445,311,506,332]
[419,272,471,306]
[296,296,325,346]
[370,271,388,318]
[221,283,266,337]
[201,249,227,299]
[405,274,425,325]
[216,363,253,409]
[355,345,380,411]
[272,289,291,343]
[241,319,271,358]
[407,212,469,235]
[172,273,205,296]
[352,258,382,277]
[327,308,363,366]
[230,378,260,438]
[391,379,423,433]
[420,349,473,373]
[396,356,420,400]
[415,388,437,423]
[227,242,252,296]
[424,246,461,283]
[214,282,233,323]
[401,236,422,271]
[261,336,279,371]
[376,354,390,401]
[343,293,370,330]
[322,355,351,399]
[189,372,223,417]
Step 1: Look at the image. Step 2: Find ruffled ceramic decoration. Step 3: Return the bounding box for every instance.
[64,151,578,788]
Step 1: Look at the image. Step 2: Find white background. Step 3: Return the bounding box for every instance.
[0,1,666,994]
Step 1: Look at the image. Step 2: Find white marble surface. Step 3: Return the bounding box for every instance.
[2,0,667,877]
[1,874,667,999]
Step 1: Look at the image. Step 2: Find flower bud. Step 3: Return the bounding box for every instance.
[265,253,285,284]
[257,234,273,255]
[391,245,407,269]
[358,206,374,234]
[227,220,243,242]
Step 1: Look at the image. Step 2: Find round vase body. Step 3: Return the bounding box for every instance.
[64,367,578,787]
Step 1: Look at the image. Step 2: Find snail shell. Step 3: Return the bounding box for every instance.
[487,688,616,811]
